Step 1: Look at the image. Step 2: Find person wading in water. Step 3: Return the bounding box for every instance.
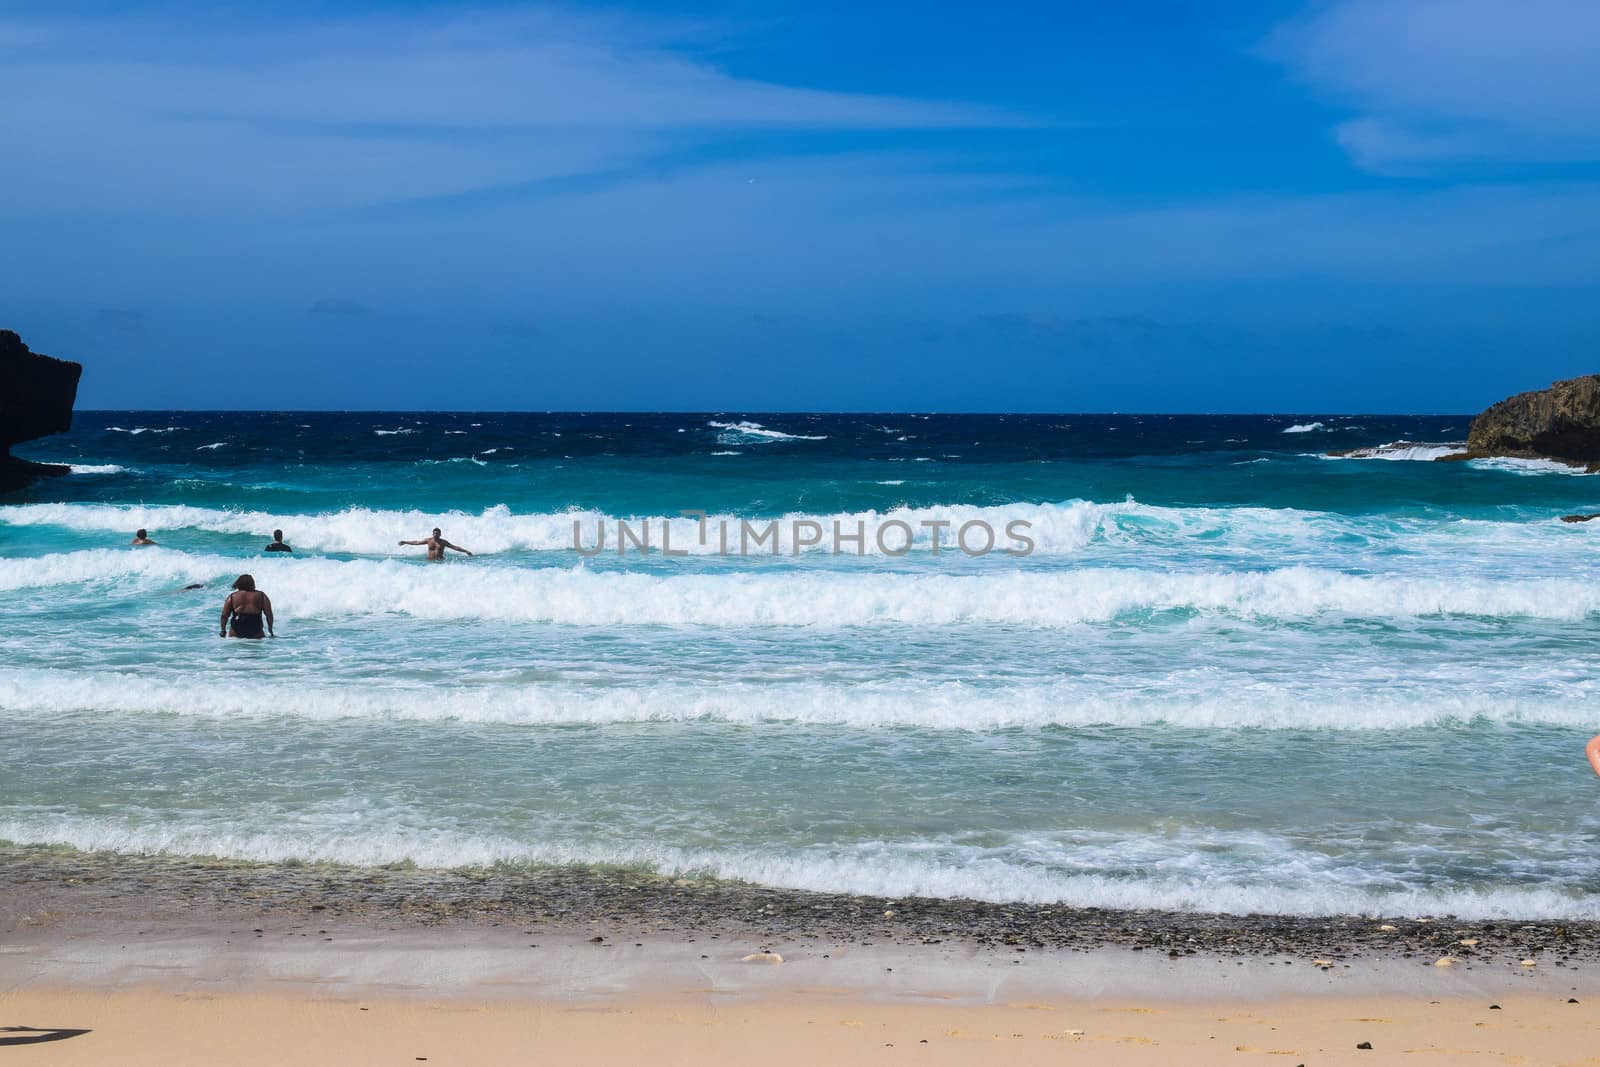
[398,527,473,561]
[220,574,274,639]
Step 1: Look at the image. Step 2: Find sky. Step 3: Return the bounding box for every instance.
[2,0,1598,412]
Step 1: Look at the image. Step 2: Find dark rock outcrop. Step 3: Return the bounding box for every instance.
[1466,375,1600,464]
[1,329,83,492]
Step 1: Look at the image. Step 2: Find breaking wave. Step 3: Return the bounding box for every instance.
[708,419,828,444]
[5,551,1599,625]
[1,667,1591,731]
[1325,441,1466,462]
[1,813,1591,920]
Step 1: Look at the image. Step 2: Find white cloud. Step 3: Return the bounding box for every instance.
[0,7,1018,216]
[1265,0,1600,170]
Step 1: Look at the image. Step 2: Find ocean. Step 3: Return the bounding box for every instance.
[2,411,1597,921]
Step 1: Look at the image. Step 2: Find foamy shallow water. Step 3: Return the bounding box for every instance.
[2,411,1598,919]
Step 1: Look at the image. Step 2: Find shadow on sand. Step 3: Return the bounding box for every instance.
[1,1025,92,1046]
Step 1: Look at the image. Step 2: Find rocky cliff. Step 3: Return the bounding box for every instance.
[1466,375,1600,464]
[1,329,83,492]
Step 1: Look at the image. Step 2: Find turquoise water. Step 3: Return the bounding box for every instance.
[2,412,1598,918]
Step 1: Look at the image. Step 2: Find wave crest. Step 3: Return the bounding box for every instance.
[4,552,1598,625]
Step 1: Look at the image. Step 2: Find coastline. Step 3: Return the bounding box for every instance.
[7,845,1598,967]
[4,846,1598,1064]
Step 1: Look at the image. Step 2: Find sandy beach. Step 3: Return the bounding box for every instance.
[4,847,1598,1064]
[7,986,1598,1066]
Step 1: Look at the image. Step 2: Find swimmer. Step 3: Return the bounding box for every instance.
[220,574,274,639]
[1588,734,1600,778]
[131,528,156,546]
[264,529,292,553]
[398,527,473,561]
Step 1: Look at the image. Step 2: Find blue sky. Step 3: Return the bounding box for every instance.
[3,0,1597,411]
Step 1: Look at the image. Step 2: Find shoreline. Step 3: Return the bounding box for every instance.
[5,844,1596,993]
[6,847,1599,1063]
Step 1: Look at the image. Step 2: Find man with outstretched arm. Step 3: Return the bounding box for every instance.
[399,527,473,561]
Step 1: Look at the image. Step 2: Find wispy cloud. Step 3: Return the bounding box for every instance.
[0,6,1022,216]
[1263,0,1600,172]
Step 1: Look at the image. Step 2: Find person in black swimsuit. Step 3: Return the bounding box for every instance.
[264,529,292,553]
[220,574,274,638]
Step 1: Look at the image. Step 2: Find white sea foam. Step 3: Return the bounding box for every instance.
[1325,442,1595,473]
[66,464,129,475]
[1,668,1590,731]
[0,498,1583,563]
[195,441,228,451]
[708,419,827,443]
[0,500,1114,555]
[105,426,183,434]
[1324,441,1466,462]
[4,551,1598,625]
[373,428,418,436]
[1470,456,1595,476]
[0,813,1590,920]
[1282,422,1324,433]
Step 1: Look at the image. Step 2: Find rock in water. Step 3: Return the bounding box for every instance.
[1467,375,1600,464]
[1,329,83,493]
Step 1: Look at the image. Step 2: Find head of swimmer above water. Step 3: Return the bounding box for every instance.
[233,574,256,592]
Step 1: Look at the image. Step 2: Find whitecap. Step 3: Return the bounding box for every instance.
[6,551,1599,626]
[707,419,827,444]
[1323,441,1467,462]
[1470,456,1595,476]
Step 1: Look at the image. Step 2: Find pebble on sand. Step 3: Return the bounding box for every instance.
[1521,959,1537,967]
[1378,925,1397,932]
[742,952,784,964]
[1434,957,1458,967]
